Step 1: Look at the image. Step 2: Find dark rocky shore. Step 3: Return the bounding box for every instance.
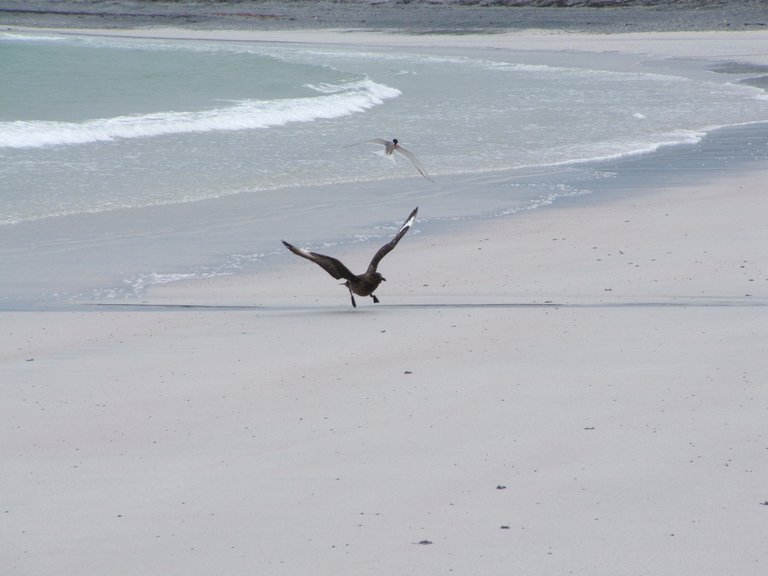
[1,1,767,34]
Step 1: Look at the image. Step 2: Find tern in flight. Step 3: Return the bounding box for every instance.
[282,207,418,307]
[357,138,433,182]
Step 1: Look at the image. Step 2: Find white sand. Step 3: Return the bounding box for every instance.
[12,25,768,65]
[3,28,768,575]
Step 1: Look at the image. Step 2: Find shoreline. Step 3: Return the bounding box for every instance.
[7,24,768,65]
[2,119,766,312]
[1,120,766,312]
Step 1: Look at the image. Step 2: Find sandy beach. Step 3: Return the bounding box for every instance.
[3,14,768,576]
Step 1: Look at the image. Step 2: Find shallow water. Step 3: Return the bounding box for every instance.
[1,31,768,308]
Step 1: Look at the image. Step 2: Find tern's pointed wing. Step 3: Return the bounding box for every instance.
[394,145,433,181]
[282,241,357,282]
[367,207,418,273]
[343,138,390,149]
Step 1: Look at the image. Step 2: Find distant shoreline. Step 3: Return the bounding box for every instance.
[1,0,767,34]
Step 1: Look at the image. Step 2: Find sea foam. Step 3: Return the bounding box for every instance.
[0,78,400,149]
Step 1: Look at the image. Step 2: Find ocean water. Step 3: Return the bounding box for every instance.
[2,31,768,307]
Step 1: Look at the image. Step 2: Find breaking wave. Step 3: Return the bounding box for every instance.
[0,78,400,149]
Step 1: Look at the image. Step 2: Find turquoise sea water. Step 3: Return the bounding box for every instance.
[2,31,768,307]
